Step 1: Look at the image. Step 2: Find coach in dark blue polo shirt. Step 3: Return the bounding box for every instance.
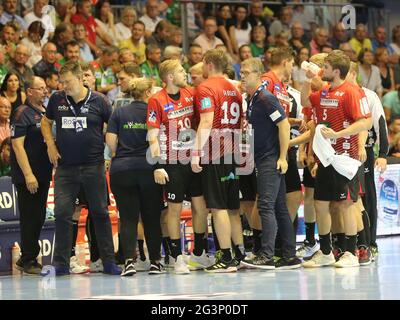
[40,61,121,276]
[10,77,52,275]
[240,58,301,270]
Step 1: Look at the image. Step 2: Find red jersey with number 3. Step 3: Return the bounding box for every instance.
[147,87,195,163]
[261,70,291,116]
[309,81,371,160]
[194,75,243,160]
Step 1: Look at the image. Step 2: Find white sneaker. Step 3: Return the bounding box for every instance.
[174,255,190,274]
[70,256,90,274]
[89,259,103,273]
[134,258,151,271]
[334,251,360,268]
[188,250,215,270]
[296,241,320,259]
[164,255,175,269]
[302,250,335,268]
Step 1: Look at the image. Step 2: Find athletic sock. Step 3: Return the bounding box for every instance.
[233,244,245,259]
[138,239,146,261]
[252,229,262,254]
[332,233,345,252]
[345,235,358,255]
[357,228,368,248]
[221,248,232,262]
[170,239,182,259]
[203,236,209,253]
[319,233,332,255]
[305,222,316,246]
[193,232,205,256]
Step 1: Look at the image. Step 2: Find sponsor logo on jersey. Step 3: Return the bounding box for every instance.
[80,106,89,114]
[58,105,69,111]
[201,97,212,110]
[321,90,328,97]
[61,117,87,129]
[223,90,237,97]
[167,105,194,120]
[148,110,157,123]
[320,98,339,107]
[276,92,291,103]
[335,91,345,97]
[163,103,174,112]
[274,84,281,92]
[123,122,147,129]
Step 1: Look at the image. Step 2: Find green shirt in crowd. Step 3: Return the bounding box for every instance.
[140,61,162,87]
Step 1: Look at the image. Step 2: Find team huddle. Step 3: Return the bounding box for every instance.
[11,45,388,277]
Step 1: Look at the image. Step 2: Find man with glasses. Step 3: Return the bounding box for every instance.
[10,76,52,275]
[7,44,34,85]
[33,42,60,78]
[240,58,301,270]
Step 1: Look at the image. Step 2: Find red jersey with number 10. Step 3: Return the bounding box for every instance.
[147,87,195,163]
[194,75,243,161]
[261,70,291,116]
[309,81,371,160]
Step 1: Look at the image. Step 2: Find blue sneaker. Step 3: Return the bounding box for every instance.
[103,262,122,275]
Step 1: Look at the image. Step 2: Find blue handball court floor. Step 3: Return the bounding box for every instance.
[1,236,400,300]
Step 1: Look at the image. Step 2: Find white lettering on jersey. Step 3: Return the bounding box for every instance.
[320,99,339,108]
[61,117,87,129]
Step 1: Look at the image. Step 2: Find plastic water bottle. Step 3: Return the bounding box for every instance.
[301,61,322,76]
[379,179,399,224]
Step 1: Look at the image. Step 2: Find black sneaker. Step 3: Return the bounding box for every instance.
[275,257,302,270]
[241,253,276,270]
[121,259,136,277]
[149,262,166,274]
[204,260,237,273]
[232,253,246,270]
[16,259,42,275]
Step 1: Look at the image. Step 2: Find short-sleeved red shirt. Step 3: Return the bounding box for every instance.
[194,75,243,161]
[71,14,97,45]
[261,70,291,116]
[310,81,371,160]
[147,87,195,163]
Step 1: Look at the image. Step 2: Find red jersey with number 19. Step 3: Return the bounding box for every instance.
[147,87,195,163]
[309,81,371,160]
[194,75,243,161]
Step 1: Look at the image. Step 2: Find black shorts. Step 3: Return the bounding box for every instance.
[302,166,315,188]
[285,151,302,193]
[314,164,360,202]
[239,170,257,201]
[164,164,202,203]
[202,161,240,210]
[356,164,366,196]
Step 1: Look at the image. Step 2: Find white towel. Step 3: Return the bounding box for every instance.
[313,124,361,180]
